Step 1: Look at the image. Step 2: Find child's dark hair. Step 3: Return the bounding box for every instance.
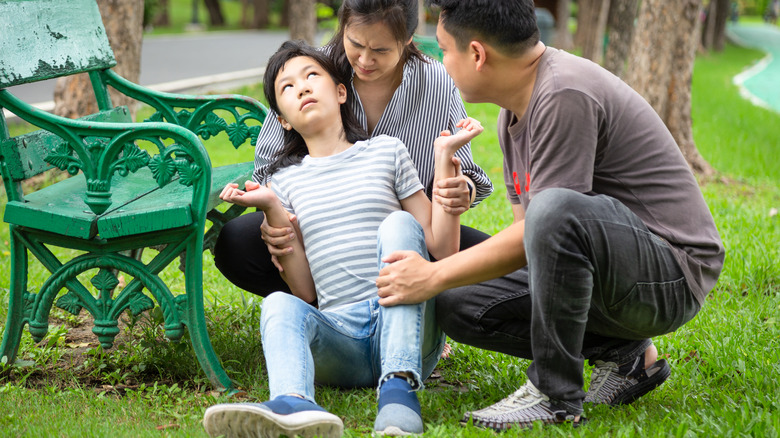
[328,0,427,79]
[429,0,539,56]
[263,40,368,175]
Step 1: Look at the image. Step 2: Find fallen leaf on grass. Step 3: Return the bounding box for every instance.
[156,424,180,430]
[66,342,92,348]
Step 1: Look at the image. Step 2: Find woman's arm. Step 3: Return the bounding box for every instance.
[252,110,286,185]
[220,182,317,303]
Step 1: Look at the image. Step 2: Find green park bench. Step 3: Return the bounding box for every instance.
[0,0,268,393]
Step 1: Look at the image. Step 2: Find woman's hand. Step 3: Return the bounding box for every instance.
[434,158,472,215]
[261,213,299,271]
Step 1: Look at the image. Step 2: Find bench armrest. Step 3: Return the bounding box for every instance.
[100,69,267,149]
[0,90,211,216]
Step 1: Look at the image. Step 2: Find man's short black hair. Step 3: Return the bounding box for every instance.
[429,0,540,56]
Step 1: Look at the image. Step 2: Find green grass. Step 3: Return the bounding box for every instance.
[2,42,780,437]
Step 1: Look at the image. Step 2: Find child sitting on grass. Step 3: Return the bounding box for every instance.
[202,40,483,437]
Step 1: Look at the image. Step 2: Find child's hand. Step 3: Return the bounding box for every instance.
[434,117,484,154]
[220,181,280,210]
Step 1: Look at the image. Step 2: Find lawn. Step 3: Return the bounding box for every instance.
[1,42,779,436]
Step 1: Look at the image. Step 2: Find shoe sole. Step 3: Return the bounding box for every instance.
[460,413,587,431]
[203,404,344,438]
[374,425,415,436]
[611,359,672,405]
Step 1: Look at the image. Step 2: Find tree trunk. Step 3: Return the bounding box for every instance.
[418,0,427,36]
[280,1,290,28]
[576,0,610,64]
[204,0,225,26]
[253,0,270,29]
[712,0,730,51]
[154,0,170,26]
[625,0,716,178]
[54,0,144,120]
[604,0,639,78]
[289,0,316,45]
[555,0,574,50]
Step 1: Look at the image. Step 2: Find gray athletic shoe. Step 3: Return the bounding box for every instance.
[461,381,583,431]
[203,398,343,438]
[585,356,671,406]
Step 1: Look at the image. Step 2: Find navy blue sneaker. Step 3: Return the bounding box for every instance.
[203,395,343,438]
[374,375,423,436]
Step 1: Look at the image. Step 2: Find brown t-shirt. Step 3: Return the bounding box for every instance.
[500,48,724,304]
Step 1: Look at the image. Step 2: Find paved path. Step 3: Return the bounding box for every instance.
[727,23,780,113]
[6,30,305,109]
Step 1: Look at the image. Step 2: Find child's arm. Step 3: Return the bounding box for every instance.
[220,182,317,304]
[401,118,484,260]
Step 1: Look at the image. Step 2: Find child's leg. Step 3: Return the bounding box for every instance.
[262,292,378,398]
[204,292,376,438]
[374,211,447,435]
[376,211,446,385]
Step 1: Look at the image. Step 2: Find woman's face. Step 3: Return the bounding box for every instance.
[343,21,408,83]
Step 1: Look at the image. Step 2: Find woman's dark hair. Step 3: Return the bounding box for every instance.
[327,0,426,79]
[263,40,368,175]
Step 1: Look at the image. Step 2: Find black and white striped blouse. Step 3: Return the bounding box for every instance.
[253,54,493,205]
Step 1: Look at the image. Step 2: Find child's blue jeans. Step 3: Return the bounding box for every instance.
[260,211,446,402]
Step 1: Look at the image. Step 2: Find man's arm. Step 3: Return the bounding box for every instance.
[376,219,527,306]
[512,203,526,223]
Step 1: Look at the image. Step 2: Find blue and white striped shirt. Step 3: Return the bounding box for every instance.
[271,136,422,311]
[254,54,493,204]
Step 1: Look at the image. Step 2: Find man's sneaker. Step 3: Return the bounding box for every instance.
[203,395,343,438]
[584,354,671,406]
[374,374,423,436]
[461,381,584,431]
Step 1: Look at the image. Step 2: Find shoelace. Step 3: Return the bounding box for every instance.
[483,382,546,414]
[590,361,617,385]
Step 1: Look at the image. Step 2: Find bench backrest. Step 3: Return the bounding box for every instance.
[0,0,116,88]
[0,106,131,183]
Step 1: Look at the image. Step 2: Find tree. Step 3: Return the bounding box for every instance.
[54,0,144,120]
[604,0,639,78]
[204,0,225,26]
[154,0,170,26]
[241,0,270,29]
[555,0,574,50]
[575,0,610,64]
[289,0,316,45]
[625,0,716,178]
[702,0,730,52]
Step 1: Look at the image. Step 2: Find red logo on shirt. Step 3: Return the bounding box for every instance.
[513,171,530,195]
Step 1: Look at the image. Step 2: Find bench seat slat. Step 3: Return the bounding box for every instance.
[4,162,254,240]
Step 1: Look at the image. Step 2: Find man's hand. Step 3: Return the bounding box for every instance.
[376,251,441,306]
[260,213,299,271]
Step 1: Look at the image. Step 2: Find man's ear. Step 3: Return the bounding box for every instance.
[337,83,347,104]
[470,40,488,72]
[277,114,293,131]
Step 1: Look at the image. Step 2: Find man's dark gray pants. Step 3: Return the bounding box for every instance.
[436,188,701,415]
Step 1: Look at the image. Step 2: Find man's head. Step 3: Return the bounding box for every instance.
[431,0,542,105]
[430,0,540,57]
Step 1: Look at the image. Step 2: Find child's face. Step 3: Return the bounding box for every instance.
[274,56,347,135]
[343,21,408,84]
